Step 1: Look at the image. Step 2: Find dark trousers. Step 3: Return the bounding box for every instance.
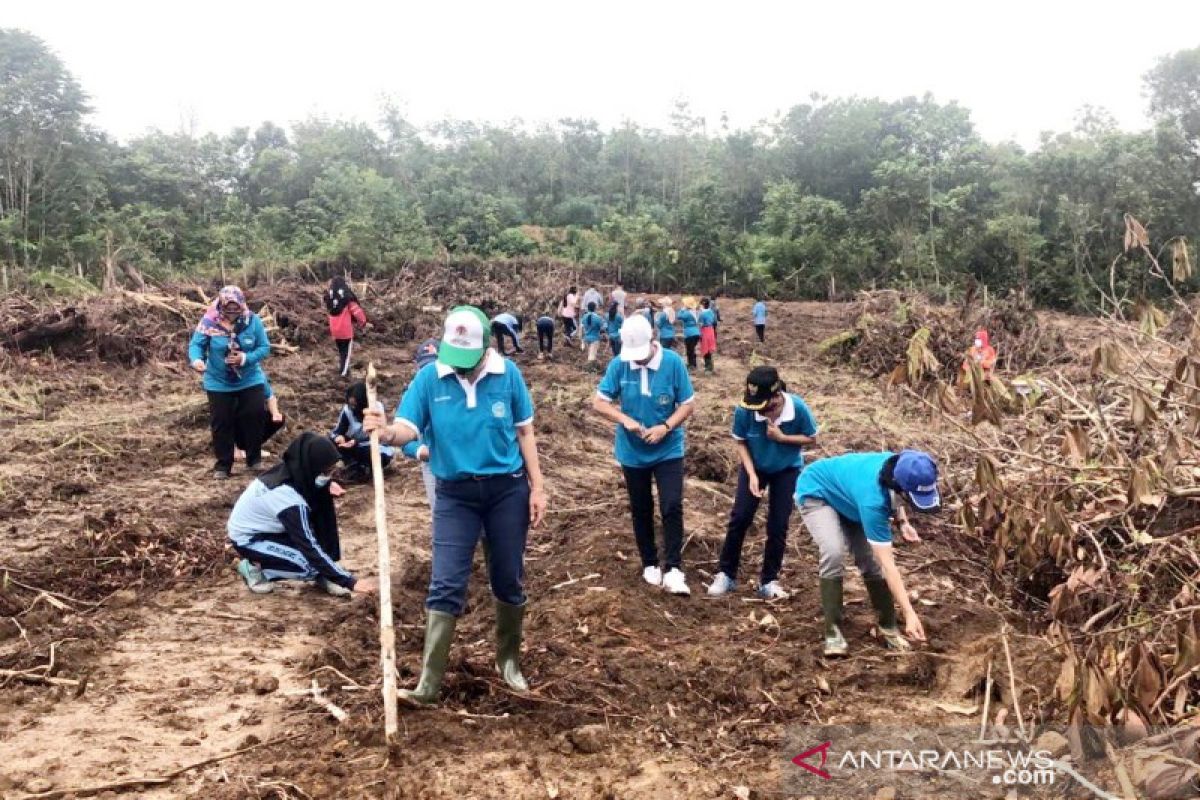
[208,385,266,471]
[537,320,555,355]
[341,444,394,474]
[684,336,700,369]
[610,338,622,357]
[235,410,285,451]
[621,457,685,570]
[491,321,523,354]
[755,324,765,342]
[718,466,800,584]
[428,473,530,616]
[562,317,577,340]
[335,338,352,376]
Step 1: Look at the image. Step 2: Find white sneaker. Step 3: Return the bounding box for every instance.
[662,568,691,596]
[707,572,736,596]
[642,566,663,586]
[758,580,790,600]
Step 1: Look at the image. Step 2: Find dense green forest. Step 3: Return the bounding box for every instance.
[1,28,1198,308]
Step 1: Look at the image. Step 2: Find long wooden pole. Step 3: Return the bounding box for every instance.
[365,362,398,740]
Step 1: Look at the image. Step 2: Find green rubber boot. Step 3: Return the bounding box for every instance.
[820,577,848,656]
[399,610,457,706]
[864,577,911,651]
[495,600,529,692]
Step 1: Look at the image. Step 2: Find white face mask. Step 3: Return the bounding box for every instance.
[974,339,983,348]
[315,475,332,488]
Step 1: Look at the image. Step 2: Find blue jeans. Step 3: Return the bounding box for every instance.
[427,473,530,616]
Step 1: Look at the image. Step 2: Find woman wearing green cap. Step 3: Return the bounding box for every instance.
[364,306,548,705]
[792,449,940,656]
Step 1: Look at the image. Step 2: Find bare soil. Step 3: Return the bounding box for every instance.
[1,296,1044,799]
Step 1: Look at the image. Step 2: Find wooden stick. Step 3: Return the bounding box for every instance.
[365,362,398,741]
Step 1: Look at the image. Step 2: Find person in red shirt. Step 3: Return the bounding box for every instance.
[961,328,997,383]
[325,276,368,377]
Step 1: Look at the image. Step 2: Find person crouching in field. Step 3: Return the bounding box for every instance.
[708,367,818,600]
[793,449,939,656]
[364,306,548,705]
[189,285,272,480]
[227,432,378,597]
[330,381,394,480]
[592,315,696,595]
[325,276,369,378]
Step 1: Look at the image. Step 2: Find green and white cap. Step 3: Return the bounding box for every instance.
[439,305,490,369]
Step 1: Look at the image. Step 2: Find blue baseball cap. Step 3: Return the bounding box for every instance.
[414,338,439,368]
[893,450,940,511]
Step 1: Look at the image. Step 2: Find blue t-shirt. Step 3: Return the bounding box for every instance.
[606,314,624,339]
[396,353,534,481]
[794,452,896,544]
[753,302,767,325]
[187,314,271,393]
[677,308,700,338]
[597,348,694,468]
[699,308,716,328]
[656,311,676,341]
[582,311,604,343]
[732,394,819,474]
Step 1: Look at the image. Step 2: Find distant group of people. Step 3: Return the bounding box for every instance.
[186,276,945,711]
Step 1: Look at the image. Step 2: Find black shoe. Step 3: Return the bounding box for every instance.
[246,459,263,474]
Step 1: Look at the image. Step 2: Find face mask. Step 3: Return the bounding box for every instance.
[315,475,332,488]
[974,339,983,348]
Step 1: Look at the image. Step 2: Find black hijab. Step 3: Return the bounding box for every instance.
[325,276,358,315]
[260,433,342,557]
[346,381,368,421]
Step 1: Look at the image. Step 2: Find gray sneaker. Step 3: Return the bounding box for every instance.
[706,572,736,596]
[823,626,849,657]
[316,576,352,597]
[237,559,273,594]
[757,581,790,600]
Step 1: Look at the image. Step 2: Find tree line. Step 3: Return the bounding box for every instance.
[2,28,1198,309]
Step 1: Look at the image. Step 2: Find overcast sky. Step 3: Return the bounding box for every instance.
[7,1,1200,148]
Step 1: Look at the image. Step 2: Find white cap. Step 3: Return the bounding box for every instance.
[619,314,654,362]
[439,305,490,369]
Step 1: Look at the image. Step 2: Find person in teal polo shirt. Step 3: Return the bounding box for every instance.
[364,306,548,705]
[581,301,605,364]
[708,367,818,600]
[606,303,624,358]
[793,449,940,656]
[591,314,696,595]
[677,302,701,370]
[655,305,677,349]
[188,285,272,479]
[752,299,768,342]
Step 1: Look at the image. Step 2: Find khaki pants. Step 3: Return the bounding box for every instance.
[798,498,883,580]
[586,340,600,361]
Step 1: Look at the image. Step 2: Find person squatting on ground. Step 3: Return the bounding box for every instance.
[581,301,604,364]
[330,381,394,480]
[325,276,368,378]
[708,367,818,600]
[234,376,286,462]
[189,285,272,479]
[753,298,768,342]
[793,449,940,656]
[677,300,700,370]
[656,302,677,350]
[227,432,379,597]
[401,339,440,508]
[560,286,579,341]
[606,303,624,357]
[364,306,548,705]
[592,315,696,595]
[698,297,718,373]
[536,314,555,360]
[491,312,524,356]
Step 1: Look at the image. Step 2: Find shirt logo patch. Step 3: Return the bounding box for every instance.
[492,401,506,418]
[656,393,673,408]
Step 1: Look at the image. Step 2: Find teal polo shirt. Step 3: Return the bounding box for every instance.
[699,308,716,328]
[582,311,604,343]
[596,346,694,468]
[731,393,819,474]
[677,308,700,338]
[794,452,896,544]
[656,311,676,341]
[396,350,534,481]
[606,313,624,339]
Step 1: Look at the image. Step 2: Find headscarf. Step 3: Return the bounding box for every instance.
[259,433,343,558]
[345,381,369,421]
[325,276,358,316]
[974,329,991,349]
[195,286,249,336]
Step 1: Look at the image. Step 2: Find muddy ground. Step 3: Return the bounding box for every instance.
[1,296,1079,799]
